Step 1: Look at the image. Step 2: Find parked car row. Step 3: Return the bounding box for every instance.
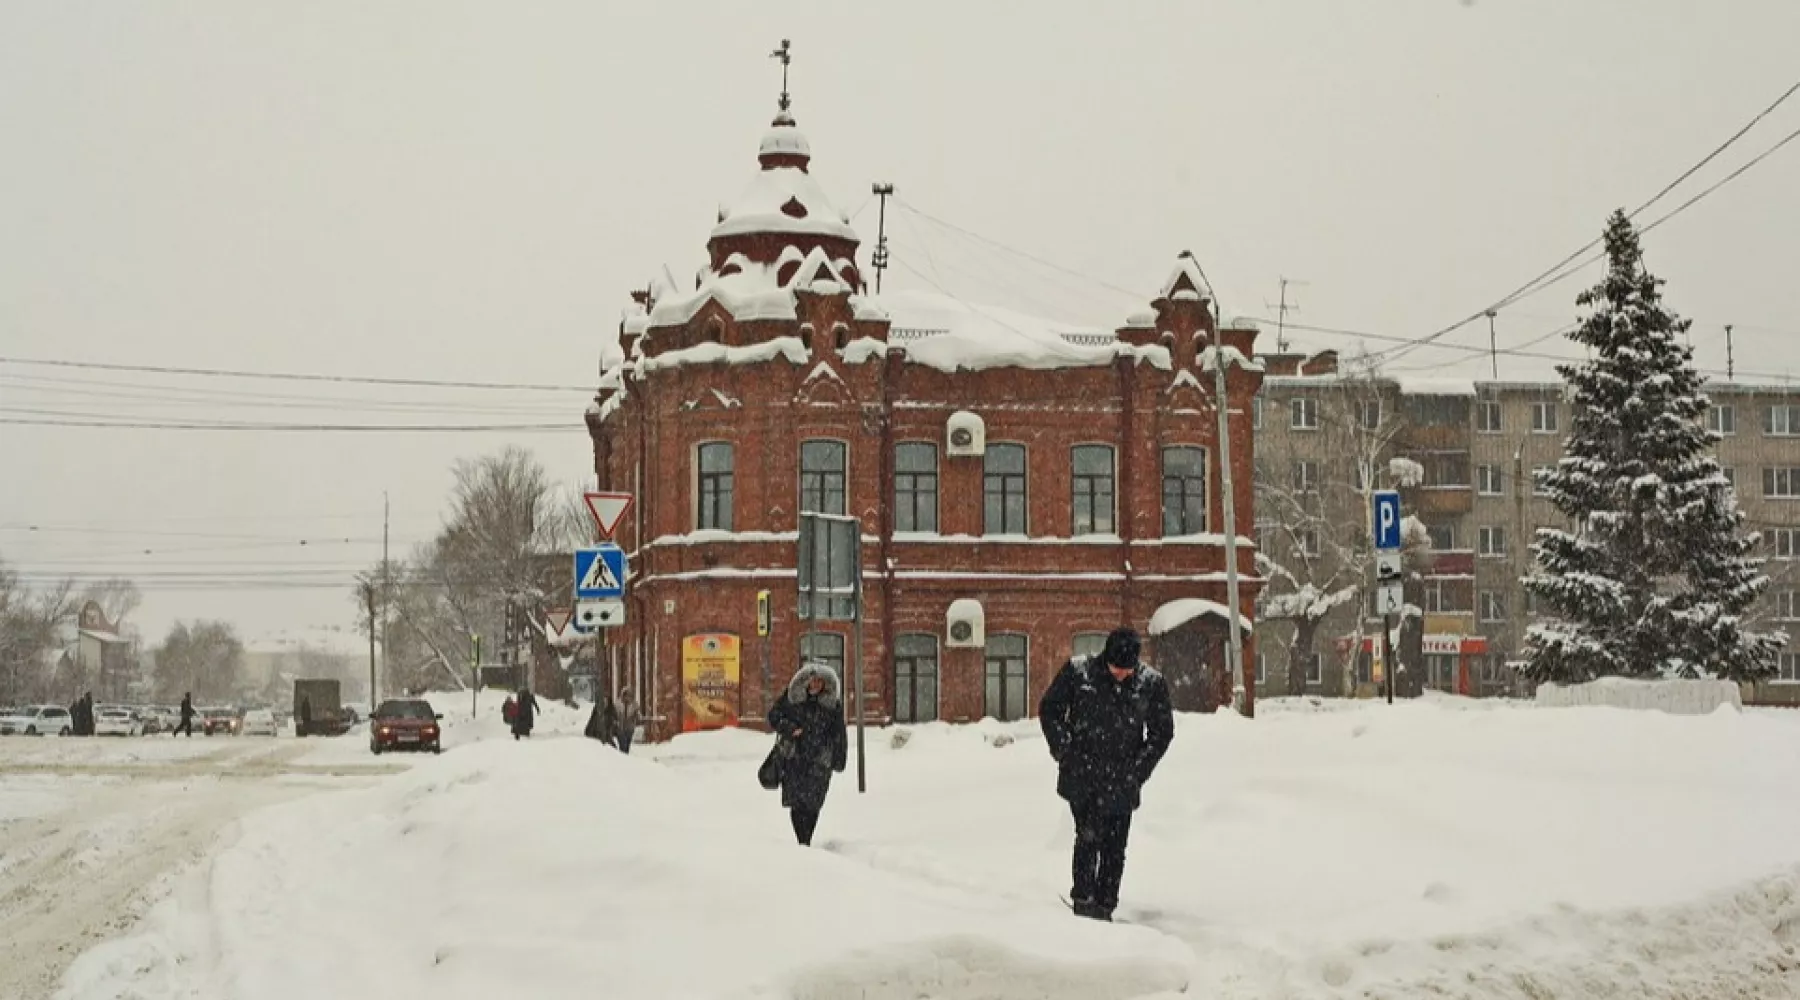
[0,703,297,737]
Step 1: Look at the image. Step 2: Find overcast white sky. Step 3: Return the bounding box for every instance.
[2,0,1797,648]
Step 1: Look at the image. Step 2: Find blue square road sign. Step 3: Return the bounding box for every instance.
[574,545,627,600]
[1372,490,1403,551]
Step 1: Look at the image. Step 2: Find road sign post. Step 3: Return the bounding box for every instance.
[1372,490,1402,704]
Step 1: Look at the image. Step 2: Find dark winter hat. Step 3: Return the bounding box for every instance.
[1101,628,1141,672]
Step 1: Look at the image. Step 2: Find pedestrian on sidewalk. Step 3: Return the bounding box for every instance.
[766,661,846,846]
[174,693,195,737]
[584,695,618,747]
[511,687,540,740]
[616,688,640,755]
[1039,627,1174,922]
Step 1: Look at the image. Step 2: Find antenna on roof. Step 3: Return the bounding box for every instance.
[871,183,895,294]
[770,39,793,114]
[1265,276,1307,355]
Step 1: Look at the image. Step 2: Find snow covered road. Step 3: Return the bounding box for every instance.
[23,695,1800,999]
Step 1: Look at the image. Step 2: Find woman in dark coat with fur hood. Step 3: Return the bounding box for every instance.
[766,661,848,846]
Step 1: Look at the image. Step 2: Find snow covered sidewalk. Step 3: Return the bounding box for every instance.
[53,697,1800,999]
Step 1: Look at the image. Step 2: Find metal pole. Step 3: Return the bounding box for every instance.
[380,491,388,701]
[853,539,867,794]
[1383,613,1395,705]
[471,634,480,719]
[1210,303,1248,716]
[1485,311,1498,379]
[365,582,377,710]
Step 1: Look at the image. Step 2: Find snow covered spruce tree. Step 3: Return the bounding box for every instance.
[1522,211,1783,684]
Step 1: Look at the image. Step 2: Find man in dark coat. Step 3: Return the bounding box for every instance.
[584,696,618,747]
[766,661,847,846]
[616,688,640,755]
[174,692,195,737]
[1039,627,1174,921]
[298,697,312,737]
[511,687,540,740]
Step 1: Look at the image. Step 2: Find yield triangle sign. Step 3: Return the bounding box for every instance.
[584,492,634,540]
[544,609,572,636]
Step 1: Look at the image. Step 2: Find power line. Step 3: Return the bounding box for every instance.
[1379,80,1800,364]
[0,356,595,393]
[0,414,583,432]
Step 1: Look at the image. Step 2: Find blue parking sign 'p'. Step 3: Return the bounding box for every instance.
[1372,491,1402,551]
[574,545,627,600]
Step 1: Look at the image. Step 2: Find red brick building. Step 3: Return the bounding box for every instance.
[586,106,1266,739]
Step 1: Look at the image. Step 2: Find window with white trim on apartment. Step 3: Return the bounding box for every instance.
[1299,528,1321,558]
[1765,467,1800,499]
[1305,652,1322,685]
[1426,522,1455,550]
[1291,460,1320,494]
[1479,590,1506,622]
[1765,405,1800,437]
[1723,467,1737,488]
[1708,405,1735,435]
[1781,652,1800,683]
[1478,525,1506,557]
[1424,579,1448,613]
[1531,401,1559,433]
[1358,399,1381,431]
[1477,465,1503,496]
[1477,400,1502,433]
[1778,590,1799,621]
[1771,528,1800,560]
[1291,397,1319,430]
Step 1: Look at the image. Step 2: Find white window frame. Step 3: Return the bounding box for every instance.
[1291,397,1319,431]
[1778,590,1800,621]
[1299,528,1321,558]
[1479,590,1506,623]
[1478,525,1506,558]
[1304,652,1322,685]
[1477,400,1502,433]
[1531,401,1559,434]
[1293,460,1320,494]
[1533,466,1554,497]
[1765,467,1800,500]
[1358,399,1381,431]
[1780,652,1800,683]
[1771,528,1800,560]
[1709,405,1736,436]
[1477,465,1502,496]
[1766,405,1800,437]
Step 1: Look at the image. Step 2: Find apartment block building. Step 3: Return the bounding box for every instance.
[1252,353,1800,703]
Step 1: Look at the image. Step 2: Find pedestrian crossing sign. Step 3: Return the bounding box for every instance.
[574,545,627,600]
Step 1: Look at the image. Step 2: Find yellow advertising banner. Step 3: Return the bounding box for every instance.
[681,633,741,732]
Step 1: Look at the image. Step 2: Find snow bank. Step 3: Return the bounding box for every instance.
[57,699,1800,999]
[1536,676,1744,715]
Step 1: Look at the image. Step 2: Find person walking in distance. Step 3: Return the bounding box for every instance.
[174,692,196,737]
[766,661,847,846]
[616,688,640,755]
[584,694,618,747]
[1039,627,1174,921]
[511,686,540,741]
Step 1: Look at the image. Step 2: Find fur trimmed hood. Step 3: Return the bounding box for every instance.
[787,660,842,709]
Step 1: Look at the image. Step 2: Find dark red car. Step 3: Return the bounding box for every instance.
[369,699,442,754]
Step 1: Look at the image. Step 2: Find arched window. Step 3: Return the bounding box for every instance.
[800,439,847,516]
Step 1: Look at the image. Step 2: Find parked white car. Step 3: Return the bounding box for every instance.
[240,709,279,737]
[0,705,75,736]
[94,707,144,737]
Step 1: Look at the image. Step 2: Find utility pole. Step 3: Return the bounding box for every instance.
[1726,324,1736,381]
[364,581,377,710]
[1485,310,1499,380]
[871,183,895,294]
[1191,252,1249,717]
[380,491,388,702]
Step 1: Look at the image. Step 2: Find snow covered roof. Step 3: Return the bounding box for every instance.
[1148,598,1254,636]
[872,289,1170,373]
[1159,254,1215,303]
[711,161,856,242]
[649,259,799,327]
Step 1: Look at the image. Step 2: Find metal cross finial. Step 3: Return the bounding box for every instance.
[770,39,792,112]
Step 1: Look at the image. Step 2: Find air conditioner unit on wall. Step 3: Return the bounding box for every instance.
[946,598,985,648]
[946,410,986,457]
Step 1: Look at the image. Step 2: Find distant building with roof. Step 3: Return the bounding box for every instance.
[586,97,1265,738]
